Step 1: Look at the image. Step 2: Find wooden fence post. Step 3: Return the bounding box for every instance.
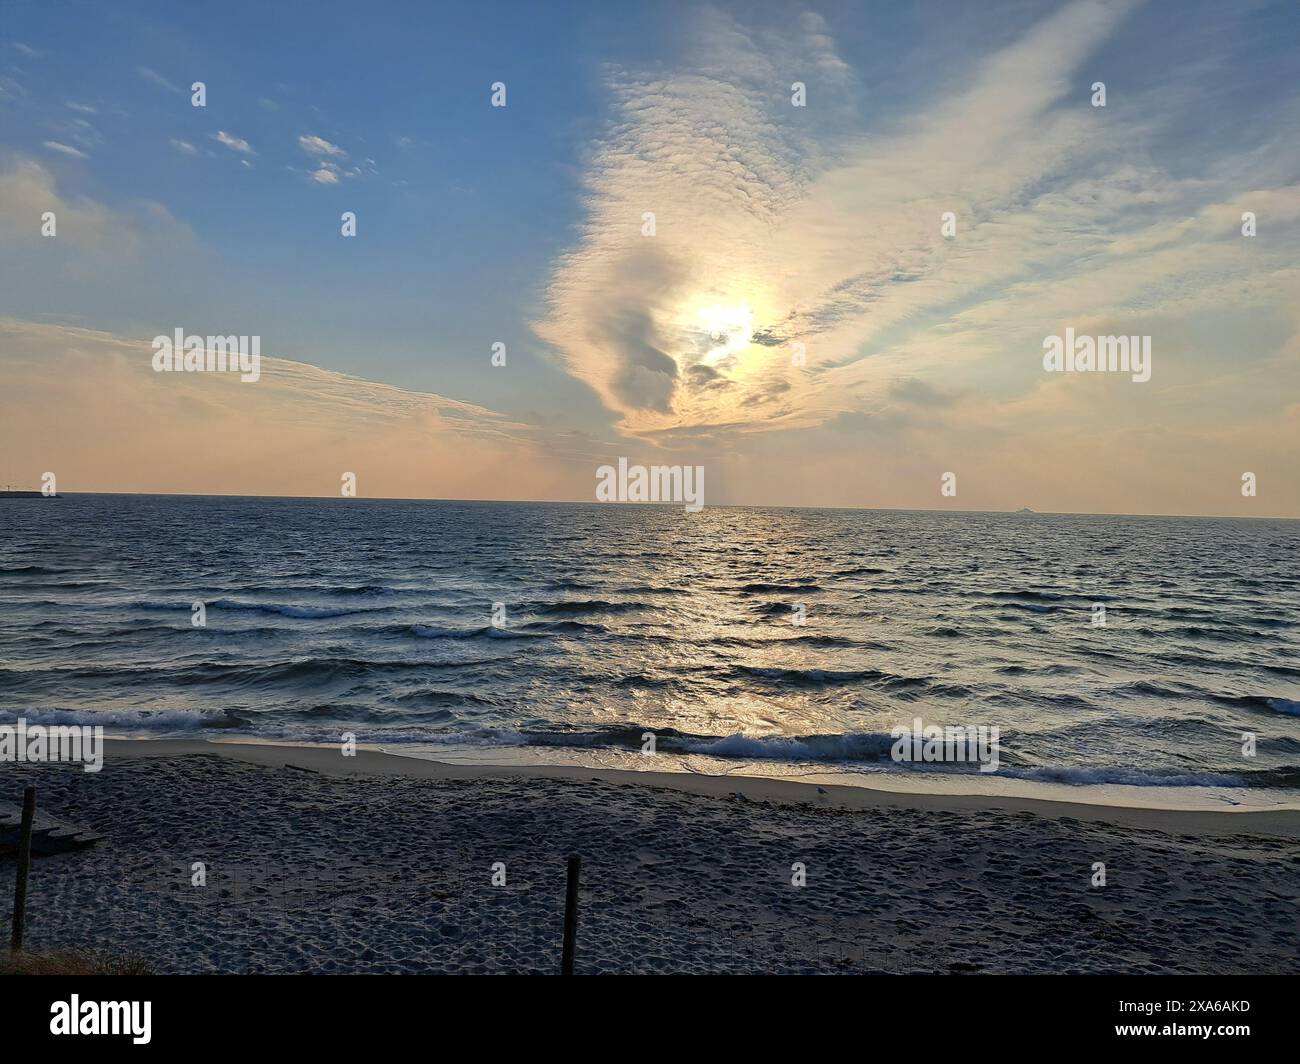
[561,855,580,975]
[10,786,36,952]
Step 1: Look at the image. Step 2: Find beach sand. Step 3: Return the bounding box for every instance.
[2,739,1297,974]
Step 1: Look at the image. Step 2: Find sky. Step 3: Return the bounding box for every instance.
[1,0,1298,516]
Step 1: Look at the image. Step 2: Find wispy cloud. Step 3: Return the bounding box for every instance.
[169,138,198,156]
[49,116,102,153]
[298,134,347,158]
[0,157,191,249]
[137,66,181,94]
[11,41,44,59]
[0,321,575,501]
[42,140,88,158]
[295,134,375,185]
[211,130,254,155]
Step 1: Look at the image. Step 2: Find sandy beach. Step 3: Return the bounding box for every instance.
[1,739,1296,974]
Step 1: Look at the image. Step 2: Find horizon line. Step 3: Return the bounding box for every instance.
[11,489,1297,522]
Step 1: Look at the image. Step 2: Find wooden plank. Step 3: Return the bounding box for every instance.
[0,800,103,855]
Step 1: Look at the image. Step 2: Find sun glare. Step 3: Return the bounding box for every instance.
[697,302,755,354]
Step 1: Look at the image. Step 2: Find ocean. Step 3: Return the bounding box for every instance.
[2,494,1297,797]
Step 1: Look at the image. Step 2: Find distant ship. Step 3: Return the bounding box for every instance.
[1015,507,1034,513]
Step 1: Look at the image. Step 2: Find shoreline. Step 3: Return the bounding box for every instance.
[100,737,1300,838]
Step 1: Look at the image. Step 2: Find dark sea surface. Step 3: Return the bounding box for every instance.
[2,494,1298,794]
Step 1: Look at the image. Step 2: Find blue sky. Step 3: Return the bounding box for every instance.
[2,0,1298,514]
[2,0,623,420]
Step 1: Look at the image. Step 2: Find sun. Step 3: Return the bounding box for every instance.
[697,302,755,355]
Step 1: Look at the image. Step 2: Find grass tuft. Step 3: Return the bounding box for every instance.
[0,949,154,975]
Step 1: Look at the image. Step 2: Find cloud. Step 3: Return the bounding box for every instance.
[888,378,958,408]
[169,138,198,156]
[11,42,44,59]
[66,101,97,114]
[48,116,101,153]
[42,141,87,158]
[296,139,376,185]
[298,134,347,158]
[0,320,577,501]
[136,66,180,94]
[211,130,254,155]
[0,74,25,103]
[536,5,854,426]
[536,0,1300,467]
[0,157,191,250]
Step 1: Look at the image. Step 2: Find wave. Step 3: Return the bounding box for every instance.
[995,663,1084,676]
[410,624,480,639]
[180,583,406,598]
[530,599,650,616]
[4,655,504,689]
[498,725,904,762]
[131,598,383,619]
[409,620,607,639]
[998,764,1300,789]
[1120,680,1192,699]
[385,688,498,708]
[1,707,249,729]
[614,673,678,689]
[773,633,883,649]
[751,600,801,615]
[732,665,905,686]
[1210,693,1300,717]
[984,589,1070,603]
[972,600,1055,614]
[241,583,402,598]
[687,731,899,761]
[1133,624,1237,642]
[6,703,1293,788]
[218,657,493,684]
[211,599,382,619]
[729,664,968,696]
[409,725,1296,787]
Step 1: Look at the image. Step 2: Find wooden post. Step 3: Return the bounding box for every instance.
[561,855,580,975]
[10,786,36,952]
